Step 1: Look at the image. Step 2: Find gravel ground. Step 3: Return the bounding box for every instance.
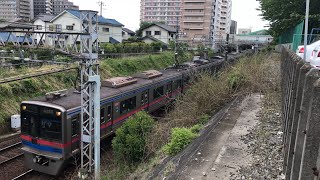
[230,92,284,180]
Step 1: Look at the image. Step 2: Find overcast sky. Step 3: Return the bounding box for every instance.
[71,0,268,32]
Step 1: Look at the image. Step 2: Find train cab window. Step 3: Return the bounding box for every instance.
[153,86,164,99]
[101,108,105,124]
[120,96,136,114]
[107,105,112,121]
[72,118,79,137]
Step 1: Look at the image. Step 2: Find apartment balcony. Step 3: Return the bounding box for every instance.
[183,19,204,23]
[183,26,204,30]
[183,5,205,10]
[184,0,206,2]
[183,12,205,16]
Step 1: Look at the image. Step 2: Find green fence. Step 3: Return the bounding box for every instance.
[278,21,304,51]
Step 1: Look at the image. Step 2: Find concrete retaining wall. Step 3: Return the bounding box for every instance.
[281,47,320,180]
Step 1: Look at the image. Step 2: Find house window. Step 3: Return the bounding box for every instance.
[102,27,109,32]
[35,25,42,30]
[49,25,54,31]
[146,31,151,36]
[66,25,73,30]
[56,24,62,32]
[155,31,161,35]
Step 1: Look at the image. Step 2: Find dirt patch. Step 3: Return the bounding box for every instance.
[230,92,284,180]
[165,94,263,180]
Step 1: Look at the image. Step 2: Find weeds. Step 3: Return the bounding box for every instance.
[124,52,281,179]
[0,52,189,134]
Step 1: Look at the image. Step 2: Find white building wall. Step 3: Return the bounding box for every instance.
[142,26,173,44]
[51,12,123,44]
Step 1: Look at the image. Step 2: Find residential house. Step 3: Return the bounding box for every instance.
[122,28,136,41]
[49,9,123,45]
[140,23,176,45]
[33,14,55,44]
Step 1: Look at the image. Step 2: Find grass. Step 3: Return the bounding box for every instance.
[106,52,281,180]
[0,52,191,134]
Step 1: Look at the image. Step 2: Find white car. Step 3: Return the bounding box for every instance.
[296,40,320,61]
[309,45,320,68]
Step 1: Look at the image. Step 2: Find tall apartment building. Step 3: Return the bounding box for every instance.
[140,0,182,28]
[0,0,34,21]
[140,0,232,48]
[33,0,79,17]
[53,0,79,15]
[33,0,53,16]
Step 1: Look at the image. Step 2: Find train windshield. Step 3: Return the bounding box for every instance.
[21,104,62,142]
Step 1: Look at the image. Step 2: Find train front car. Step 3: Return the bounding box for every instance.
[20,101,67,175]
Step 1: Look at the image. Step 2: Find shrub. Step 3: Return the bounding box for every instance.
[163,127,199,156]
[198,114,210,125]
[112,111,155,164]
[227,70,246,90]
[190,124,203,133]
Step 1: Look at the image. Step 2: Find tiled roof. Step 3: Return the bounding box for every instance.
[123,28,135,35]
[66,9,123,27]
[142,23,177,33]
[34,14,55,22]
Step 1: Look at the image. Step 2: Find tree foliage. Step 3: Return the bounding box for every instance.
[259,0,320,37]
[112,111,155,164]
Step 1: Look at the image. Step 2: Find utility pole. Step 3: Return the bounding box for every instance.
[78,10,101,180]
[303,0,310,61]
[97,1,106,16]
[174,16,180,67]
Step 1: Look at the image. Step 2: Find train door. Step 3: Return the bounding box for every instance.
[141,90,149,111]
[166,82,173,98]
[106,103,113,135]
[100,107,106,137]
[71,115,80,150]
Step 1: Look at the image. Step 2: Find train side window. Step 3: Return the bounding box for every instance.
[72,118,79,137]
[120,96,136,114]
[107,105,112,121]
[101,108,105,124]
[153,86,164,99]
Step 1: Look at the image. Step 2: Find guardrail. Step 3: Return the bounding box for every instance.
[280,46,320,180]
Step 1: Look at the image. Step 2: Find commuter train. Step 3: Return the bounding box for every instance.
[19,55,237,175]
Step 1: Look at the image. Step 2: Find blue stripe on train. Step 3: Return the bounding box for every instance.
[22,140,62,154]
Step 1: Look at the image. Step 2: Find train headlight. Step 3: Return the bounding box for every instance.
[22,105,27,110]
[56,111,61,117]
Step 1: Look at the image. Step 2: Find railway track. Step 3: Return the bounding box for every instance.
[11,169,34,180]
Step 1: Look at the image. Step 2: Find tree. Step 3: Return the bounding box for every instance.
[259,0,320,38]
[136,22,154,37]
[136,21,167,37]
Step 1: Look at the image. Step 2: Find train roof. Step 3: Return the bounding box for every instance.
[31,69,182,110]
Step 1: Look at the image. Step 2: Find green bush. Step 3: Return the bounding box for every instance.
[227,71,246,90]
[112,111,155,164]
[190,124,203,133]
[163,127,199,156]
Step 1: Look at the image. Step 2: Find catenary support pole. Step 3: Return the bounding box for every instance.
[78,10,101,180]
